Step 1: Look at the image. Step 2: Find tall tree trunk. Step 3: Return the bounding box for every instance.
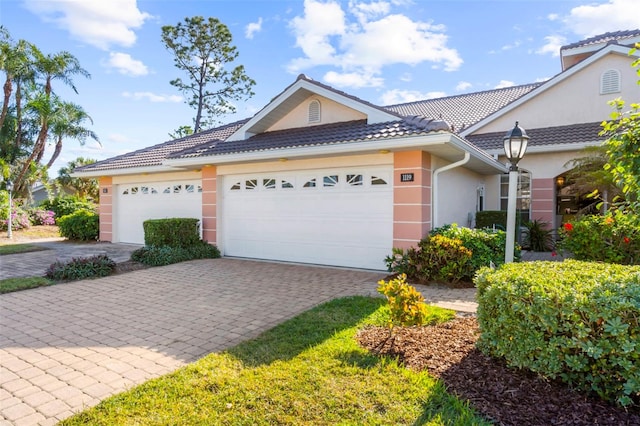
[0,76,12,131]
[14,123,48,193]
[46,136,63,168]
[13,81,22,157]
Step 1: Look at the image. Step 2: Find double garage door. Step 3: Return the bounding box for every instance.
[115,167,393,270]
[222,167,393,270]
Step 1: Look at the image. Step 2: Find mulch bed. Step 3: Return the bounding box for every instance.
[356,317,640,425]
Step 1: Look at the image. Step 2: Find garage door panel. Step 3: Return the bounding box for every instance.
[223,168,392,270]
[116,181,202,244]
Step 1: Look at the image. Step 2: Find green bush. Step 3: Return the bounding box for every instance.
[431,223,518,270]
[131,241,221,266]
[40,196,96,220]
[377,274,431,328]
[557,210,639,265]
[45,255,116,281]
[386,234,473,283]
[143,218,200,248]
[57,210,99,241]
[475,210,507,230]
[475,260,640,407]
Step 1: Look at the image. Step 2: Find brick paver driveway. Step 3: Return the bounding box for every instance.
[1,258,385,425]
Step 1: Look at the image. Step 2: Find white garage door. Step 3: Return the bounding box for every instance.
[223,167,393,270]
[116,181,202,244]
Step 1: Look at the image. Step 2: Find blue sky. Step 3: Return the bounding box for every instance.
[2,0,639,175]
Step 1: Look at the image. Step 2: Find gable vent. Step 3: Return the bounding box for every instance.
[601,69,621,94]
[308,99,321,123]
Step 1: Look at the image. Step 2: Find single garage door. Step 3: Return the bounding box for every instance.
[116,181,202,244]
[223,167,393,270]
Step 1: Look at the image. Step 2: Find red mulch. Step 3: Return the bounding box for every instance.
[356,317,640,425]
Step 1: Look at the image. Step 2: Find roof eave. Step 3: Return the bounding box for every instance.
[71,164,184,178]
[164,132,506,175]
[484,140,603,156]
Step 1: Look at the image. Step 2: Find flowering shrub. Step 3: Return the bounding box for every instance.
[557,211,638,265]
[28,208,56,226]
[0,208,31,231]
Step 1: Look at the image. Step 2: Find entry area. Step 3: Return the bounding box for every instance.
[222,167,393,270]
[115,180,202,244]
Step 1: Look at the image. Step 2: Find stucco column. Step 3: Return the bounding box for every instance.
[393,151,432,249]
[531,177,555,228]
[201,166,218,244]
[98,176,113,242]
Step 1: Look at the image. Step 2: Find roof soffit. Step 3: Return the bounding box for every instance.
[226,76,399,141]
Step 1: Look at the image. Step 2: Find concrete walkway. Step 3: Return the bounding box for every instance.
[0,255,479,425]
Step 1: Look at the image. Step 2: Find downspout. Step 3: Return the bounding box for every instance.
[432,152,471,229]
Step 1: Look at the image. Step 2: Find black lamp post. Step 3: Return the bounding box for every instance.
[5,179,13,239]
[503,122,529,262]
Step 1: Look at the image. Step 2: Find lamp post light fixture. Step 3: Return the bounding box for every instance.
[5,179,13,239]
[503,121,529,263]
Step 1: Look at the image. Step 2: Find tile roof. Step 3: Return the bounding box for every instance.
[76,119,247,172]
[383,83,542,132]
[170,117,450,159]
[561,29,640,51]
[466,122,605,151]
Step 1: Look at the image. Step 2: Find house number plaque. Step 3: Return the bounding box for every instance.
[400,173,414,182]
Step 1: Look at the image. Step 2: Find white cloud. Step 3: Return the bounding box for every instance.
[381,89,446,105]
[536,35,567,57]
[399,73,412,82]
[456,81,472,92]
[324,70,384,88]
[24,0,151,50]
[108,133,138,144]
[245,17,263,39]
[565,0,640,38]
[287,0,462,89]
[104,52,149,76]
[122,91,183,103]
[501,40,522,51]
[535,76,551,83]
[494,80,515,89]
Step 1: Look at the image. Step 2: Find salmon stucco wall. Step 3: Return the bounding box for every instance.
[531,177,556,228]
[393,151,431,249]
[98,177,113,242]
[201,166,218,244]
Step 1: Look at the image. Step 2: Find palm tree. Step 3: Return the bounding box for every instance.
[14,49,90,192]
[57,157,98,200]
[46,101,99,168]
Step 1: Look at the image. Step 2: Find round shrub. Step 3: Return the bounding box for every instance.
[558,210,639,265]
[57,209,99,241]
[476,260,640,407]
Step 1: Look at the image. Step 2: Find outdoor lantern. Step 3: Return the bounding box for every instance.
[503,121,529,171]
[503,122,529,263]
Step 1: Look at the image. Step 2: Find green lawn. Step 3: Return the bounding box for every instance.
[0,243,48,255]
[60,297,489,425]
[0,277,53,294]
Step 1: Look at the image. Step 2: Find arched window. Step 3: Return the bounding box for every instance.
[601,69,621,94]
[308,99,321,123]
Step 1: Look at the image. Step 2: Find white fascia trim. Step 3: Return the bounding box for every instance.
[165,132,505,173]
[461,44,639,137]
[71,165,178,178]
[484,141,602,156]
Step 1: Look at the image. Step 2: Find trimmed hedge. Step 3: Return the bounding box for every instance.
[476,260,640,407]
[143,218,200,248]
[475,210,507,230]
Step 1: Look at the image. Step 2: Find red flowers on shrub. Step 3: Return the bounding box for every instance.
[623,236,631,244]
[563,223,574,232]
